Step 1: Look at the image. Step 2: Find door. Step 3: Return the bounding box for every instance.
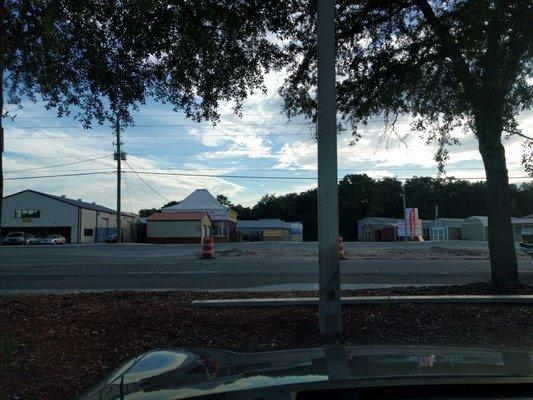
[431,227,447,241]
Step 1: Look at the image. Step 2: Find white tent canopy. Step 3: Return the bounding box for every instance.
[162,189,236,221]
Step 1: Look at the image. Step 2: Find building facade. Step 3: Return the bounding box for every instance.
[162,189,237,242]
[146,212,212,244]
[1,190,136,243]
[236,219,303,242]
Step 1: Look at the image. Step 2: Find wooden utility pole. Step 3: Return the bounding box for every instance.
[115,113,122,243]
[317,0,341,335]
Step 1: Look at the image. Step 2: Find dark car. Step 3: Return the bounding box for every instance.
[2,232,26,245]
[519,227,533,256]
[79,346,533,400]
[104,233,118,243]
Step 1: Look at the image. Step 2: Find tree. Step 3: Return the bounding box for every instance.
[1,0,156,227]
[216,195,234,208]
[404,177,442,219]
[338,174,374,240]
[369,177,403,218]
[280,0,532,284]
[162,201,180,208]
[138,208,159,217]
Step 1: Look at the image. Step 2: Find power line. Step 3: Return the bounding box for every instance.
[3,169,530,181]
[4,132,314,139]
[4,122,311,129]
[4,171,115,180]
[123,160,170,202]
[4,153,111,159]
[4,154,112,173]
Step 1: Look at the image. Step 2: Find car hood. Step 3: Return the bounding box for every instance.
[79,346,533,399]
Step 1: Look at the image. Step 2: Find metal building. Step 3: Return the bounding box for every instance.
[236,219,303,242]
[462,216,489,241]
[1,189,137,243]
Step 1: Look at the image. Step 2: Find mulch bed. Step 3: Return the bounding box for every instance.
[1,283,532,400]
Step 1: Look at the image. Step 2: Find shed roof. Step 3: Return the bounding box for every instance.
[512,217,533,224]
[147,212,210,222]
[358,217,399,226]
[464,216,489,226]
[163,189,227,212]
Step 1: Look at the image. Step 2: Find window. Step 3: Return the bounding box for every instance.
[84,229,94,237]
[14,209,40,218]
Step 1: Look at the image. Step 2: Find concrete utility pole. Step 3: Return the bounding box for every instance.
[115,113,122,243]
[317,0,341,335]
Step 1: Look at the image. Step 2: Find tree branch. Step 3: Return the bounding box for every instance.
[504,129,533,141]
[413,0,480,102]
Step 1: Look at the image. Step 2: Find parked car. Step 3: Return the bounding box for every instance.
[519,227,533,256]
[24,234,42,245]
[2,232,26,245]
[104,233,118,243]
[41,234,67,245]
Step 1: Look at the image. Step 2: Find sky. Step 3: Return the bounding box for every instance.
[3,70,532,213]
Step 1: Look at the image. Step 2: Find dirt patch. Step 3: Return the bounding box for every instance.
[214,246,497,259]
[1,283,532,400]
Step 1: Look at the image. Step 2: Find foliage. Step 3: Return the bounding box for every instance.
[138,208,159,218]
[1,333,18,362]
[216,195,234,208]
[382,297,392,314]
[280,0,532,171]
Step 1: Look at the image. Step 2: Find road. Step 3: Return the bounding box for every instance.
[1,242,532,293]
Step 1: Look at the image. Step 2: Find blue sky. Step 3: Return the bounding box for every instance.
[3,70,532,213]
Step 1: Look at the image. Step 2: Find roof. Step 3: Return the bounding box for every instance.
[3,189,136,217]
[147,212,210,222]
[358,217,399,225]
[163,189,227,212]
[512,217,533,224]
[284,222,303,228]
[237,219,286,229]
[464,216,489,226]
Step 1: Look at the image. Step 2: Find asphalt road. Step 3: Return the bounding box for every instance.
[1,242,532,293]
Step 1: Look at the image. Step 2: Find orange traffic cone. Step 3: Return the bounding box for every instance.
[199,236,215,259]
[339,236,348,260]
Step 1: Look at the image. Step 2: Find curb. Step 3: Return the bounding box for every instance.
[192,295,533,308]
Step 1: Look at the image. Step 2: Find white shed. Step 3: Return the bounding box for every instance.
[462,216,489,241]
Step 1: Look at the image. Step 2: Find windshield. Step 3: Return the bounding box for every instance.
[6,232,24,237]
[0,2,532,400]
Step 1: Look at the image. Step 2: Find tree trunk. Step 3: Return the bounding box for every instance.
[477,123,519,284]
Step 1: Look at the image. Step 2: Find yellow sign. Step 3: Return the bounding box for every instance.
[21,218,32,223]
[262,229,283,237]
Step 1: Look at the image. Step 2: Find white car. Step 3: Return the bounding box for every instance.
[41,234,67,245]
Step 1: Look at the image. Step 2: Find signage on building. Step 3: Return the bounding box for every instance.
[262,229,283,237]
[398,208,422,237]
